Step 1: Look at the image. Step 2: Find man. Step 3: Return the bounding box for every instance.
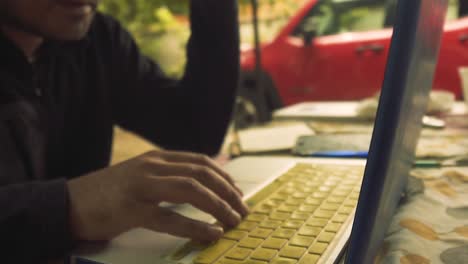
[0,0,248,262]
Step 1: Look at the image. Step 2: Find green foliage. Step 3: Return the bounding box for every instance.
[99,0,305,76]
[99,0,190,77]
[99,0,188,24]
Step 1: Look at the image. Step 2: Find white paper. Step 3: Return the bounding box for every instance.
[238,123,314,153]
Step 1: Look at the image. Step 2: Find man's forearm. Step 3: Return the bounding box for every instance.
[180,0,240,154]
[0,180,74,262]
[111,1,240,155]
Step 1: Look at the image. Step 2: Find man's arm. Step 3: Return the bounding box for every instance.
[0,122,74,262]
[108,0,240,155]
[0,124,247,261]
[0,181,73,261]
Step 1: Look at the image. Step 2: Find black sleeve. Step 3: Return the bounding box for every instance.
[109,0,240,155]
[0,122,73,262]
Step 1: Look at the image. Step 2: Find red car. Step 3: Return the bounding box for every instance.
[240,0,468,120]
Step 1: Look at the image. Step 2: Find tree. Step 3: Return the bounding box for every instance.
[99,0,190,77]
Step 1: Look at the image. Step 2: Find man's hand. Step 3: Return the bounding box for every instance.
[67,150,249,243]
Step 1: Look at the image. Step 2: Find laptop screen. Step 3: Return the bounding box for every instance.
[346,0,448,263]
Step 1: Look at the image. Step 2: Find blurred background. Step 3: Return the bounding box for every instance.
[99,0,308,77]
[100,0,468,162]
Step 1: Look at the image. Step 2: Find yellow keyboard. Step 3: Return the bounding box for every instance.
[178,163,363,264]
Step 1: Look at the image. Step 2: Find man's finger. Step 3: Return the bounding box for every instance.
[144,161,248,217]
[156,151,244,195]
[142,177,242,228]
[145,207,224,242]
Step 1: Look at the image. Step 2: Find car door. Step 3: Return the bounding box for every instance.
[281,0,393,103]
[434,16,468,98]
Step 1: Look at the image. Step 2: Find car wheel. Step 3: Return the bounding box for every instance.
[237,70,283,123]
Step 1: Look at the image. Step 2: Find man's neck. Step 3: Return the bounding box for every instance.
[1,25,43,62]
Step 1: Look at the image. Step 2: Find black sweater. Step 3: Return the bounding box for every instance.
[0,1,239,262]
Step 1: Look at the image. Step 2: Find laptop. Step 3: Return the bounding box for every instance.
[73,0,448,263]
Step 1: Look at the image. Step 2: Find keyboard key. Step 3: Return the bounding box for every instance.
[325,223,341,233]
[313,209,334,219]
[254,204,276,214]
[237,221,259,232]
[250,228,273,239]
[225,246,252,261]
[270,193,289,201]
[264,199,283,207]
[246,214,268,223]
[342,179,357,186]
[289,235,314,248]
[290,211,309,220]
[284,181,298,187]
[298,226,321,237]
[343,199,358,207]
[349,192,360,200]
[218,258,243,264]
[292,192,308,199]
[335,185,353,192]
[332,190,350,197]
[294,179,310,186]
[238,237,263,249]
[244,260,269,264]
[279,245,306,259]
[251,248,277,261]
[285,198,304,206]
[317,232,335,243]
[277,204,298,213]
[279,187,296,195]
[318,186,332,192]
[262,237,287,250]
[282,220,304,230]
[327,196,345,204]
[320,203,340,211]
[194,239,236,264]
[338,206,354,215]
[298,205,317,213]
[331,214,348,223]
[272,228,296,239]
[309,242,328,254]
[323,181,338,187]
[271,257,297,264]
[224,230,248,241]
[279,172,297,181]
[306,218,328,227]
[304,197,321,206]
[259,220,283,229]
[311,192,328,199]
[299,253,320,264]
[305,181,320,188]
[270,212,290,221]
[298,186,315,194]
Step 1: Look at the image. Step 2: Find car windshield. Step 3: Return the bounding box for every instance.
[292,0,462,38]
[292,0,393,37]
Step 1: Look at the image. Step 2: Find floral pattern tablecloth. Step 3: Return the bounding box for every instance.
[306,121,468,263]
[377,168,468,264]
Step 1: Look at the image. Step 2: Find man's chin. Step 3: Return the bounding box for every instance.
[49,28,90,41]
[44,16,94,41]
[1,16,94,42]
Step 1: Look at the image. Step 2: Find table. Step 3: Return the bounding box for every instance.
[227,116,468,263]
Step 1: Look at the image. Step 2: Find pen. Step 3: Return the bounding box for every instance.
[414,156,468,168]
[413,160,442,168]
[308,151,369,158]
